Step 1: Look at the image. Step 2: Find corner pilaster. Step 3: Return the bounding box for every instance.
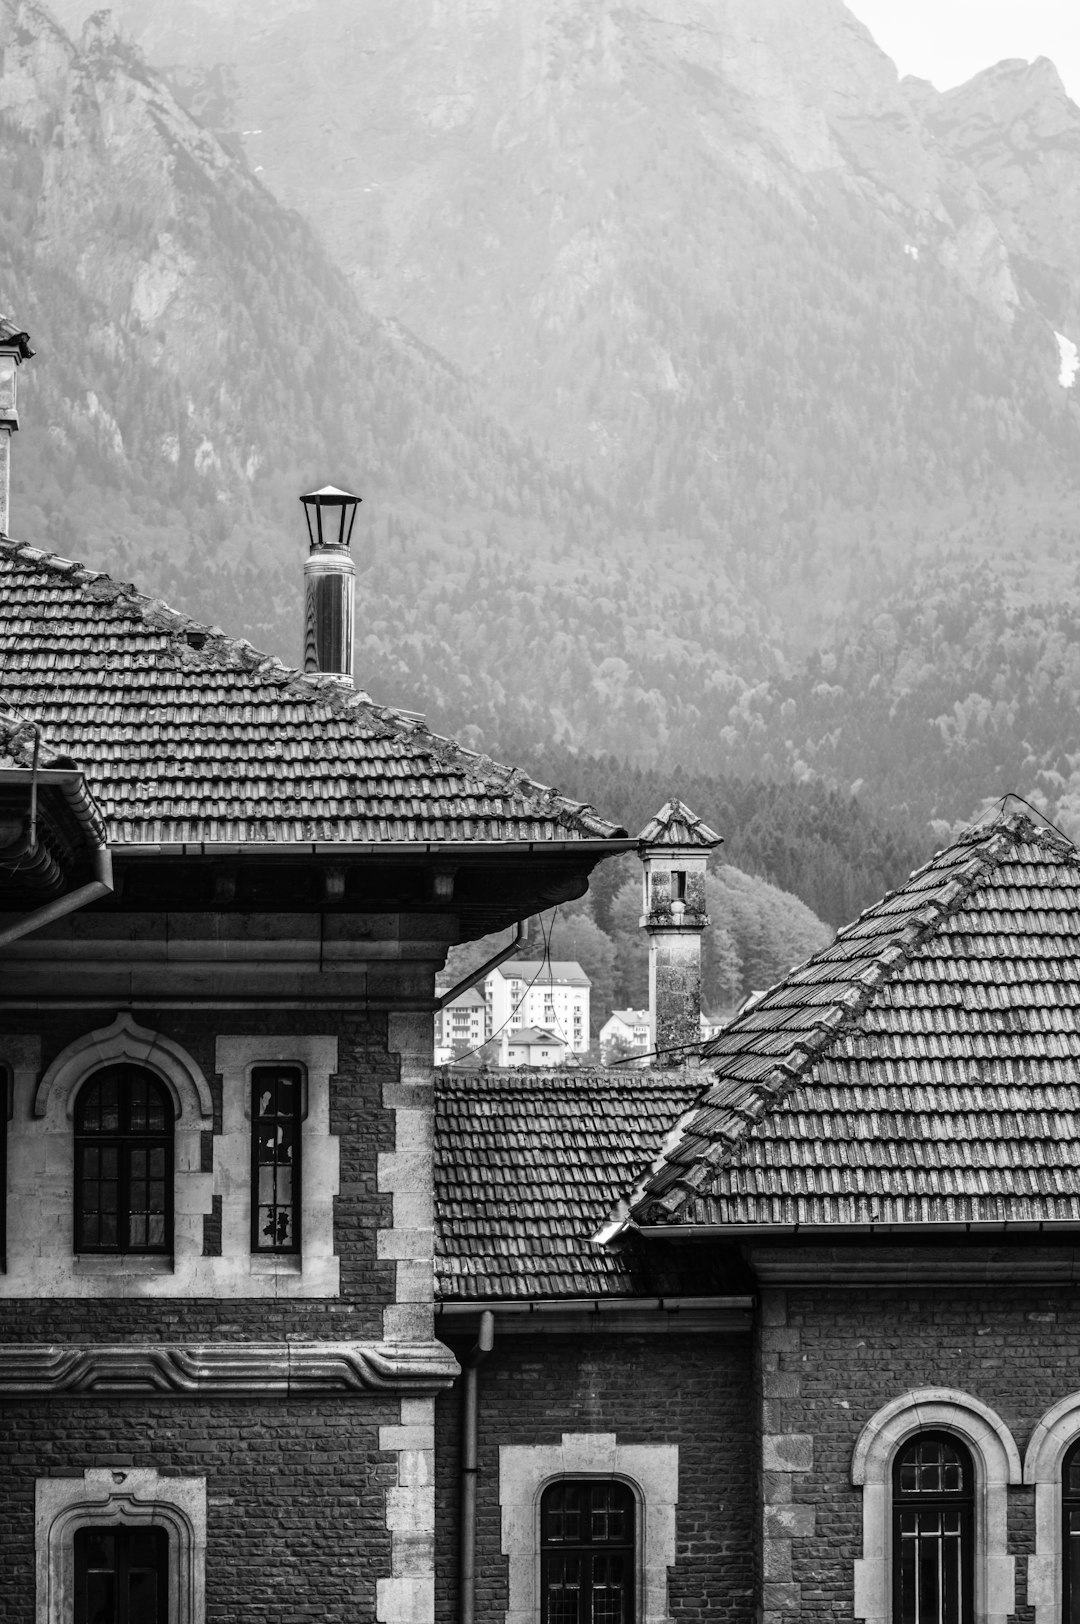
[758,1289,815,1624]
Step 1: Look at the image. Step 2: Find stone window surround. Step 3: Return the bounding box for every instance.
[36,1467,206,1624]
[215,1033,339,1296]
[851,1387,1021,1624]
[1024,1390,1080,1623]
[0,1017,339,1297]
[499,1432,678,1624]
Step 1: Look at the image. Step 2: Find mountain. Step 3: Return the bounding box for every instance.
[0,0,770,750]
[17,0,1080,831]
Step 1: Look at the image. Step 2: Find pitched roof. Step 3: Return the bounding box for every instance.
[507,1027,564,1046]
[0,316,34,360]
[496,960,590,985]
[434,1069,709,1299]
[629,810,1080,1230]
[638,798,722,848]
[437,985,487,1008]
[0,540,625,847]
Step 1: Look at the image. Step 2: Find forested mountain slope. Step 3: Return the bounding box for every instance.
[16,0,1080,835]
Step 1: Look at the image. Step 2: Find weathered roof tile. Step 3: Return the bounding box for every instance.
[0,540,625,847]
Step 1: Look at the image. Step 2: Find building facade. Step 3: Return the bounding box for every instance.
[0,535,630,1624]
[484,960,590,1062]
[9,534,1080,1624]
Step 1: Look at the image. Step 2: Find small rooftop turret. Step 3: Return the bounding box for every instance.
[638,800,722,1065]
[0,317,35,538]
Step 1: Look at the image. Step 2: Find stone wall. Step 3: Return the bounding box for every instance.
[0,1394,398,1624]
[434,1329,755,1624]
[756,1268,1080,1624]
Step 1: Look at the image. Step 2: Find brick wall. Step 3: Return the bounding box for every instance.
[0,1007,397,1339]
[434,1330,755,1624]
[0,1395,398,1624]
[759,1261,1080,1624]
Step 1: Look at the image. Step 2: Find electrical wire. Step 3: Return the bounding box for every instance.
[440,908,560,1067]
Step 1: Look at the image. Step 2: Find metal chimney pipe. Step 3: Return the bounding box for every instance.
[299,485,360,679]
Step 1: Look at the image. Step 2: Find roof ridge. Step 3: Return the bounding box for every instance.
[0,537,624,840]
[624,814,1047,1226]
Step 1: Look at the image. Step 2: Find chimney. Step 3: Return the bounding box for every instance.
[299,485,361,678]
[638,800,722,1066]
[0,318,35,537]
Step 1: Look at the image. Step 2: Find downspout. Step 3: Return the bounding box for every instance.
[0,843,113,950]
[460,1308,494,1624]
[436,918,530,1011]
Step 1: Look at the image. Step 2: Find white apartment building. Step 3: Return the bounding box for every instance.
[486,959,590,1063]
[433,984,488,1065]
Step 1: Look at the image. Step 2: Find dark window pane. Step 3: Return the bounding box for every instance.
[251,1065,302,1254]
[75,1067,172,1255]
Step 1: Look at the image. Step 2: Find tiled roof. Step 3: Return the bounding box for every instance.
[496,960,590,985]
[435,1069,707,1299]
[0,705,36,769]
[630,810,1080,1230]
[0,540,625,846]
[0,316,34,360]
[638,798,722,847]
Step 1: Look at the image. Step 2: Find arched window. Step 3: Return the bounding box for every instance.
[893,1433,974,1624]
[1063,1438,1080,1622]
[75,1066,173,1254]
[74,1525,169,1624]
[540,1479,635,1624]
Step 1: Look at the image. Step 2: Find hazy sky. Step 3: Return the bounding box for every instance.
[846,0,1079,103]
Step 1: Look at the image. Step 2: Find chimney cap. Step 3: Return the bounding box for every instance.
[300,484,361,506]
[638,798,722,850]
[0,318,34,362]
[300,484,361,553]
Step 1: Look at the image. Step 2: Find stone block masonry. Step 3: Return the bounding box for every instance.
[0,1395,399,1624]
[749,1253,1080,1624]
[434,1330,755,1624]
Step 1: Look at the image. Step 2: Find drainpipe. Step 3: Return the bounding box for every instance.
[436,919,530,1011]
[0,843,113,950]
[460,1308,494,1624]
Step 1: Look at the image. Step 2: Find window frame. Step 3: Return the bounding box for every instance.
[499,1433,678,1624]
[540,1477,636,1624]
[891,1431,975,1624]
[74,1523,169,1624]
[852,1388,1020,1624]
[249,1063,303,1256]
[74,1065,175,1257]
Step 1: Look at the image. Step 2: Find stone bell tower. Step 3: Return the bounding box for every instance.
[0,317,34,537]
[639,800,722,1065]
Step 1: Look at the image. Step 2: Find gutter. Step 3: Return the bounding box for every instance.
[113,837,641,859]
[0,765,113,949]
[437,1295,754,1317]
[460,1308,494,1624]
[0,842,113,949]
[435,917,530,1011]
[622,1220,1080,1241]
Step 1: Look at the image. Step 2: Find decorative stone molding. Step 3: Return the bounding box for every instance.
[499,1432,678,1624]
[851,1388,1020,1624]
[0,1340,459,1396]
[35,1013,213,1121]
[215,1034,340,1297]
[37,1468,206,1624]
[1024,1390,1080,1622]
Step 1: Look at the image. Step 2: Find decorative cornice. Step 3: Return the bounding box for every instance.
[0,1340,460,1396]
